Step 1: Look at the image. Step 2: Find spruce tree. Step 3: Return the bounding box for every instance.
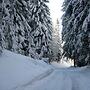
[1,0,32,56]
[29,0,52,58]
[13,0,32,56]
[52,19,62,62]
[62,0,90,66]
[0,0,3,54]
[0,0,52,59]
[0,29,2,55]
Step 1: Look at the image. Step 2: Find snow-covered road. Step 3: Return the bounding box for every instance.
[15,67,90,90]
[0,50,90,90]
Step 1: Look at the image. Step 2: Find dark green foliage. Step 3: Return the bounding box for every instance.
[0,32,2,55]
[29,0,52,58]
[62,0,90,66]
[0,0,52,59]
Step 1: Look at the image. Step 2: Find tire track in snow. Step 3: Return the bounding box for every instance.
[71,78,80,90]
[63,69,82,90]
[23,68,54,86]
[56,69,80,90]
[12,68,88,90]
[58,70,73,90]
[12,68,54,90]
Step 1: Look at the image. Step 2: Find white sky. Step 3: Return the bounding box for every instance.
[48,0,64,26]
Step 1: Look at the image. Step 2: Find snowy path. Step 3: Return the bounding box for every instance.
[1,50,90,90]
[12,68,54,90]
[13,67,90,90]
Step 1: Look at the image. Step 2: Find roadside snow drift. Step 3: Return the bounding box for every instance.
[0,50,52,90]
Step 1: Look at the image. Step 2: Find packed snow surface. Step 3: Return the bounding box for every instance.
[0,50,90,90]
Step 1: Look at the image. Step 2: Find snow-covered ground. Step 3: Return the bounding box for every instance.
[0,50,90,90]
[25,67,90,90]
[51,61,71,68]
[0,50,52,90]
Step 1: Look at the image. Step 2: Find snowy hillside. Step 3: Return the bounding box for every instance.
[0,50,52,90]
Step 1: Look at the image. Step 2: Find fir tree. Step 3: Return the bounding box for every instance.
[29,0,52,58]
[1,0,32,56]
[51,19,62,62]
[62,0,90,66]
[13,0,32,56]
[0,0,52,59]
[0,0,3,54]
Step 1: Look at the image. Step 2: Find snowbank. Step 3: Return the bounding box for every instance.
[0,50,51,90]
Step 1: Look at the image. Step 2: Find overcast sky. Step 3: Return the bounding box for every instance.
[48,0,64,26]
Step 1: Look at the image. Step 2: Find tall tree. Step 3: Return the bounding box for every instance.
[13,0,32,56]
[0,0,3,55]
[29,0,52,58]
[51,19,62,62]
[0,0,52,59]
[0,28,2,55]
[62,0,90,66]
[1,0,34,56]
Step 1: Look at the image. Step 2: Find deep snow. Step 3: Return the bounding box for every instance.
[0,50,90,90]
[0,50,52,90]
